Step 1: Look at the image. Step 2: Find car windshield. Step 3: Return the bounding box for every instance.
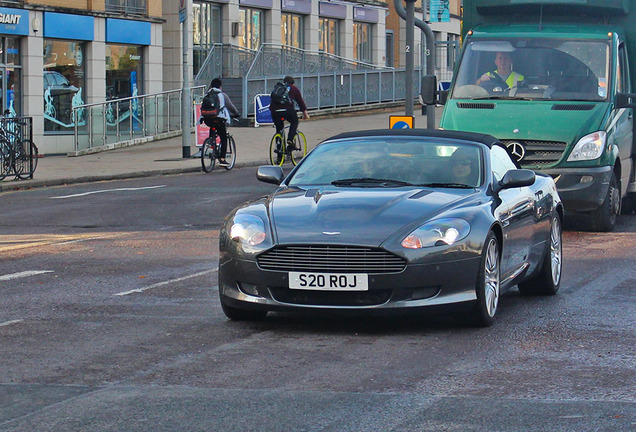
[451,38,610,101]
[289,138,483,188]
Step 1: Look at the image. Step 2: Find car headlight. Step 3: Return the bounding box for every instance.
[567,131,606,161]
[229,214,267,246]
[401,218,471,249]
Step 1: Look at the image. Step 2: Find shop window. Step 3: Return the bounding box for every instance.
[353,22,371,63]
[1,37,21,116]
[239,8,263,50]
[193,1,222,76]
[319,18,339,56]
[43,39,86,133]
[106,44,143,100]
[282,13,303,49]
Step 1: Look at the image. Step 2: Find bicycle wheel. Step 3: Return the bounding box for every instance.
[225,135,236,170]
[14,140,38,180]
[290,131,308,166]
[201,138,216,173]
[269,133,285,166]
[0,140,12,181]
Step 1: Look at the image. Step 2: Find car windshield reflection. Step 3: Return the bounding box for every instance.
[290,138,483,188]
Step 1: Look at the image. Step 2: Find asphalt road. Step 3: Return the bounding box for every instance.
[0,168,634,432]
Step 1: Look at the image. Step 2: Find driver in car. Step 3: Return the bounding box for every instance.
[476,51,525,90]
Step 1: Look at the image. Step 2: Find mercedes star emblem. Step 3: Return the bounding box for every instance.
[506,141,526,162]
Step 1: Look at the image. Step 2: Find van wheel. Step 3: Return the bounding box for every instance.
[587,171,620,232]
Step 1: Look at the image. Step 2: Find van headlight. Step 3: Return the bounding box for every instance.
[401,218,471,249]
[567,131,606,161]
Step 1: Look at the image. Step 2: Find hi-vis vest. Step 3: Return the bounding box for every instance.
[487,71,524,88]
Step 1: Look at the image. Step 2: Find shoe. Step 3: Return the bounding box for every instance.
[286,141,297,151]
[219,159,230,167]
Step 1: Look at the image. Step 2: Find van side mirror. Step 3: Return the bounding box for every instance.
[420,75,437,106]
[439,90,448,105]
[616,93,636,109]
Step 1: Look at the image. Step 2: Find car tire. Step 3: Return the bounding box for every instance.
[220,295,268,321]
[518,215,562,296]
[586,171,620,232]
[621,192,636,215]
[469,231,500,327]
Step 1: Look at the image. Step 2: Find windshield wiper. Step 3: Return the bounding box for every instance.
[331,177,414,187]
[470,95,533,101]
[419,182,475,189]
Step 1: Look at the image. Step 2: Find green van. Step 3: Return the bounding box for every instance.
[438,0,636,231]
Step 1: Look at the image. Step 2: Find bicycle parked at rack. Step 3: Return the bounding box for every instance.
[201,124,236,173]
[0,117,38,181]
[269,123,307,166]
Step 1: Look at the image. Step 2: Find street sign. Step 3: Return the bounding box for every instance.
[430,0,450,23]
[254,94,273,127]
[389,115,414,129]
[179,0,187,23]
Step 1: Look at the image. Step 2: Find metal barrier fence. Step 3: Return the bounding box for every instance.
[73,87,206,153]
[0,116,36,180]
[195,44,259,85]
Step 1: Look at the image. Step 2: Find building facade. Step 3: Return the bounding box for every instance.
[4,0,458,155]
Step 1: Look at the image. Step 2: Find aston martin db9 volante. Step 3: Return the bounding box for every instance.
[218,129,563,326]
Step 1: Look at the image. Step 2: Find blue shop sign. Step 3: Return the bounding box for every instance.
[0,7,29,36]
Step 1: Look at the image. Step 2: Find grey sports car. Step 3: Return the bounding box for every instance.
[218,129,563,326]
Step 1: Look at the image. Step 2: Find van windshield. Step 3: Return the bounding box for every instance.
[451,38,610,101]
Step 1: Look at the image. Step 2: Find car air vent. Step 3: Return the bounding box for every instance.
[551,104,595,111]
[457,102,496,109]
[257,245,406,273]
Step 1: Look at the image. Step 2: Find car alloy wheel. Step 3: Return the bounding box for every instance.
[549,216,562,287]
[483,236,500,318]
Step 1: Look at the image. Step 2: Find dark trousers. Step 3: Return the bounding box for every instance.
[208,120,228,158]
[271,107,299,143]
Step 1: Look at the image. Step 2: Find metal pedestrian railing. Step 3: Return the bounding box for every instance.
[72,86,206,154]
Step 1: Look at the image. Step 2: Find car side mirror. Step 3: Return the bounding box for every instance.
[257,165,285,185]
[498,169,536,190]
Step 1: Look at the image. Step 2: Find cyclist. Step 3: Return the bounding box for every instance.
[269,75,309,154]
[200,78,239,167]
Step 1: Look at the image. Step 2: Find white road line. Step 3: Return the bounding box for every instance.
[0,270,54,282]
[50,185,167,199]
[0,319,23,327]
[114,268,218,296]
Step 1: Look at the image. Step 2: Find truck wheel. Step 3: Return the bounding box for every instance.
[587,171,620,232]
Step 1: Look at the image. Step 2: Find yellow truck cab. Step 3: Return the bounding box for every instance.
[438,0,636,231]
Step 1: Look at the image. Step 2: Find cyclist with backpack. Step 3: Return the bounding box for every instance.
[269,76,309,152]
[199,78,239,167]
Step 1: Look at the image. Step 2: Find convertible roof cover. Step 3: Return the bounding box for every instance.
[325,128,501,148]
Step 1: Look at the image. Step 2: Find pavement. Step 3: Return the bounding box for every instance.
[0,106,439,192]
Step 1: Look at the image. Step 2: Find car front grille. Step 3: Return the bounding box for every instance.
[269,287,393,306]
[501,140,567,167]
[257,245,406,273]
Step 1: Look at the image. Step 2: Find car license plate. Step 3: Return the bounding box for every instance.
[289,272,369,291]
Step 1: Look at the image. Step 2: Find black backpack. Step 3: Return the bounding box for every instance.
[270,81,290,104]
[201,90,222,121]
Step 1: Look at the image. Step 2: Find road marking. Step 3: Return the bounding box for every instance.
[0,270,54,281]
[0,233,122,253]
[50,185,167,199]
[114,268,218,296]
[0,319,23,327]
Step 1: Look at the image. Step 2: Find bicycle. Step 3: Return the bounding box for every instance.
[0,119,38,181]
[201,123,236,173]
[269,117,307,167]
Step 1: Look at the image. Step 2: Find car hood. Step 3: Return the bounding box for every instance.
[269,186,473,245]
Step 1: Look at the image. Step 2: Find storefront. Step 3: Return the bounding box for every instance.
[193,1,224,76]
[353,7,378,64]
[318,2,345,56]
[0,7,28,117]
[239,0,272,50]
[281,0,311,49]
